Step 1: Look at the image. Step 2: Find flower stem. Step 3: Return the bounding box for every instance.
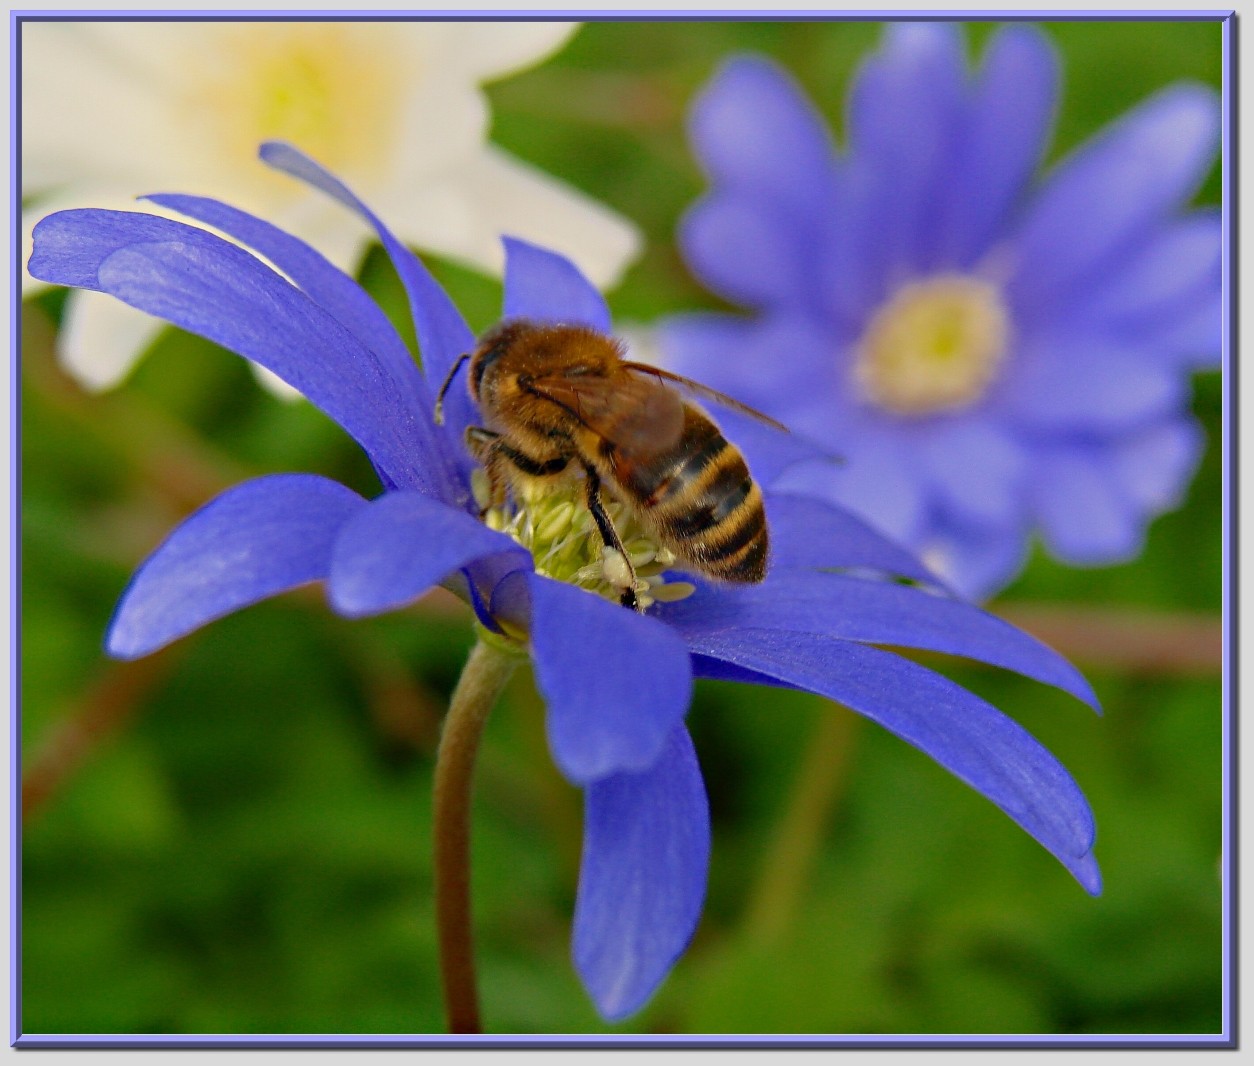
[433,638,519,1034]
[742,701,859,946]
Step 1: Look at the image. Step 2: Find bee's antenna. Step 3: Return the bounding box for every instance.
[434,353,470,426]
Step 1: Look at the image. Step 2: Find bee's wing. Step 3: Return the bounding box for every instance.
[523,369,687,454]
[621,362,790,432]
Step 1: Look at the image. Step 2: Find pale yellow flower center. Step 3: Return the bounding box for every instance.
[854,275,1011,416]
[188,26,407,204]
[475,472,695,611]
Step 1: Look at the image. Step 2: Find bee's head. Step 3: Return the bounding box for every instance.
[470,319,538,402]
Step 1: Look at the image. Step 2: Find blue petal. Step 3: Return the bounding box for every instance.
[921,514,1032,603]
[932,24,1059,268]
[1110,418,1205,514]
[1010,83,1220,310]
[997,330,1183,431]
[144,192,464,499]
[106,475,366,659]
[30,211,441,495]
[143,194,420,393]
[657,570,1099,711]
[502,237,611,332]
[1030,447,1146,564]
[328,491,530,618]
[526,574,693,784]
[688,54,839,215]
[765,492,946,588]
[679,193,812,311]
[685,629,1101,894]
[1079,213,1222,367]
[257,142,480,459]
[573,725,709,1021]
[771,434,927,548]
[845,22,966,276]
[919,418,1028,528]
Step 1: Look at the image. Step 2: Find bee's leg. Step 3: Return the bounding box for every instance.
[582,463,640,611]
[466,427,572,516]
[465,427,510,515]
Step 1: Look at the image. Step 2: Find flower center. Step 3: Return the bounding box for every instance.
[475,472,696,611]
[853,274,1011,416]
[187,25,407,206]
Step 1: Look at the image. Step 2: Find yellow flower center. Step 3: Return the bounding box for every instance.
[853,275,1011,416]
[187,25,407,206]
[475,472,695,611]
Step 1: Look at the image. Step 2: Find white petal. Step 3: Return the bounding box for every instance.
[22,23,180,190]
[59,289,166,391]
[443,21,578,82]
[384,145,641,288]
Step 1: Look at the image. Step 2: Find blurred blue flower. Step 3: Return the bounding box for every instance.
[662,23,1221,599]
[30,142,1101,1023]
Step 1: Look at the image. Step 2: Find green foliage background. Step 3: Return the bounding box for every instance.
[20,19,1226,1037]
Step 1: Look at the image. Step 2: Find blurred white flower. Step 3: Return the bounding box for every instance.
[22,20,641,392]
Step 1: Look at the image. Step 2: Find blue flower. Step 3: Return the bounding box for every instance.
[661,23,1221,600]
[29,141,1101,1024]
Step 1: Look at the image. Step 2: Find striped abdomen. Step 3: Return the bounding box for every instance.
[607,406,767,582]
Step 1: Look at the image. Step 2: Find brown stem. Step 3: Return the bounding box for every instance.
[432,638,519,1034]
[22,646,185,822]
[741,702,859,946]
[991,602,1223,676]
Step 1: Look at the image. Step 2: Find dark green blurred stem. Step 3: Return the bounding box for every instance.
[433,638,519,1035]
[742,703,859,946]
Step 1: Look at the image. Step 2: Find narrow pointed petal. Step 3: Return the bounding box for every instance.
[574,726,709,1021]
[686,629,1100,893]
[527,575,693,784]
[658,570,1098,711]
[502,237,611,332]
[765,492,946,588]
[328,491,530,617]
[258,142,478,397]
[107,475,366,660]
[30,210,443,494]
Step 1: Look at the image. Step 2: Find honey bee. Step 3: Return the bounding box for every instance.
[434,319,786,610]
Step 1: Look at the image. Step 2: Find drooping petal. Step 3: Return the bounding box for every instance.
[142,194,421,390]
[327,490,531,617]
[29,210,443,494]
[527,575,693,784]
[685,628,1101,894]
[933,24,1060,268]
[658,570,1098,710]
[501,236,611,332]
[1010,83,1220,311]
[106,475,366,660]
[573,725,709,1022]
[765,492,946,588]
[258,142,478,398]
